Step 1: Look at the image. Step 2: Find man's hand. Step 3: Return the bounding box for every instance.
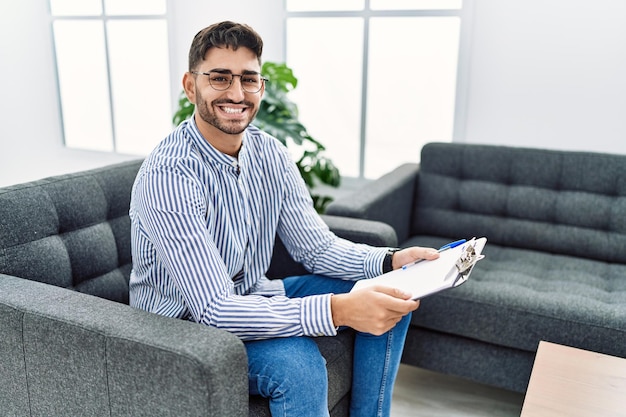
[329,246,439,335]
[391,246,440,270]
[331,286,420,335]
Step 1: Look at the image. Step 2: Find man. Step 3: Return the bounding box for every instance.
[129,21,438,417]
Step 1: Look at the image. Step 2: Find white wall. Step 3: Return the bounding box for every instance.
[1,0,625,187]
[462,0,626,154]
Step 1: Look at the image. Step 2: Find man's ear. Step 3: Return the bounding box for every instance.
[182,72,197,104]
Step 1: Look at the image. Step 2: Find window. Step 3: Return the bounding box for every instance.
[50,0,171,155]
[286,1,466,178]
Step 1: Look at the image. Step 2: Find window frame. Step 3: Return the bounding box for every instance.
[284,1,474,178]
[49,0,170,154]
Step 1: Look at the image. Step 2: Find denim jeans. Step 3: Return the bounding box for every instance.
[245,274,412,417]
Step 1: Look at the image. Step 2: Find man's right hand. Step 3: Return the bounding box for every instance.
[330,286,420,335]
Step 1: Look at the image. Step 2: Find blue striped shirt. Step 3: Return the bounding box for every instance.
[129,117,387,340]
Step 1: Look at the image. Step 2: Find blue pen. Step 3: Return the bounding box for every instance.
[401,239,467,270]
[438,239,466,251]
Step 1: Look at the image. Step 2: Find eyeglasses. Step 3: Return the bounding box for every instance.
[191,71,268,93]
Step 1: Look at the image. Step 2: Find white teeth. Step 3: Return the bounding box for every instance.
[222,107,243,114]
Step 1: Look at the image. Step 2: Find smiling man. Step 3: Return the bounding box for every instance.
[185,44,265,148]
[128,21,438,417]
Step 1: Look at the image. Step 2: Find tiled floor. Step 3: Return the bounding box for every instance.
[391,364,525,417]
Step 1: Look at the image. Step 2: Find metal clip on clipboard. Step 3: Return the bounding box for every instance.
[451,238,486,286]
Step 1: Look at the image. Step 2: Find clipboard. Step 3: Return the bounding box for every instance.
[351,237,487,300]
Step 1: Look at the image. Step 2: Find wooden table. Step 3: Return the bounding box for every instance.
[521,341,626,417]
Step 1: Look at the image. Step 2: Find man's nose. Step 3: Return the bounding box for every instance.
[226,75,247,99]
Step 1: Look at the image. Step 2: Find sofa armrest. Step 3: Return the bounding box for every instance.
[326,163,419,244]
[0,274,248,417]
[320,214,398,247]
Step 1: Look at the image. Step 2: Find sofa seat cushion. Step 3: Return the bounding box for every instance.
[403,235,626,358]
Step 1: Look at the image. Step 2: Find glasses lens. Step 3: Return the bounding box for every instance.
[208,73,233,91]
[240,74,263,93]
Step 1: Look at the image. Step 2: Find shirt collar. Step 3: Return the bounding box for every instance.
[187,114,248,172]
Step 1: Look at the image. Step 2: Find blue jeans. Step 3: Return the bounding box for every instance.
[245,275,412,417]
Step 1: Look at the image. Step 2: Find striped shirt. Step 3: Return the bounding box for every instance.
[129,116,387,340]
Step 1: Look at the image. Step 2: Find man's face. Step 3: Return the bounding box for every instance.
[190,46,264,137]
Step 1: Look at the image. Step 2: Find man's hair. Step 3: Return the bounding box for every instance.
[188,21,264,71]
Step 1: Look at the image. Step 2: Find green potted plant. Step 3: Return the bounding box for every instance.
[172,62,340,213]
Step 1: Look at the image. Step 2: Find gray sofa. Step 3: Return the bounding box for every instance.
[326,142,626,393]
[0,160,396,417]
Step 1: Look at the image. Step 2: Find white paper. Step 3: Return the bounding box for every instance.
[351,237,487,300]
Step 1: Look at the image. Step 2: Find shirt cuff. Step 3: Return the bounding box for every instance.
[363,247,391,279]
[300,293,337,337]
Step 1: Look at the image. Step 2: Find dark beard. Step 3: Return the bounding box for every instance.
[195,95,258,135]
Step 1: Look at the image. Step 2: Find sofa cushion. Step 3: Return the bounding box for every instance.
[0,160,143,304]
[412,143,626,264]
[404,235,626,359]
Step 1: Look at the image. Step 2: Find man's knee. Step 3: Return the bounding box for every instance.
[276,338,328,390]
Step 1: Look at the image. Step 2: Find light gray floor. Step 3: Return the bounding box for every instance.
[391,364,525,417]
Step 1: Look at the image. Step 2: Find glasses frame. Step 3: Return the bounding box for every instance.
[191,71,268,94]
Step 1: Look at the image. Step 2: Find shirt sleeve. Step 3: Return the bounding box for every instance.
[132,164,337,340]
[276,146,388,280]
